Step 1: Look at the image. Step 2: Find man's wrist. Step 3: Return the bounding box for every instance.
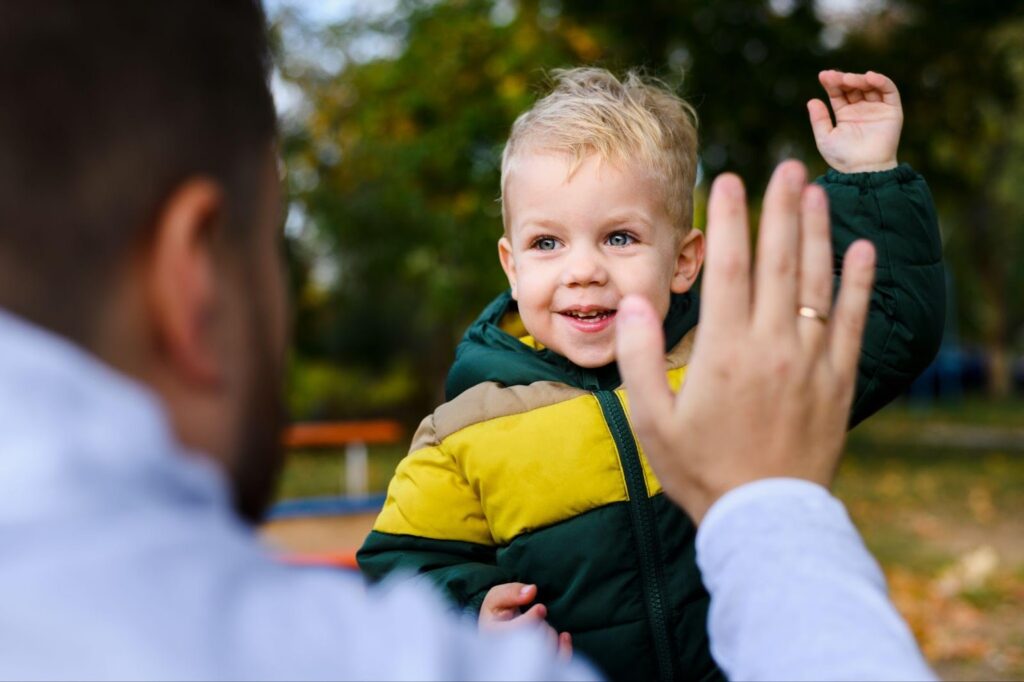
[696,478,834,551]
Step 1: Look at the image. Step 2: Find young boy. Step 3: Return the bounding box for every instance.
[358,68,944,681]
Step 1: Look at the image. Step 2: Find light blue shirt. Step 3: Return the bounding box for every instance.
[697,479,936,681]
[0,310,595,681]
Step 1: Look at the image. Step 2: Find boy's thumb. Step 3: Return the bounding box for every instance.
[490,582,536,607]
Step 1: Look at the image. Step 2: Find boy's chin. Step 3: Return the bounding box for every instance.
[562,347,617,369]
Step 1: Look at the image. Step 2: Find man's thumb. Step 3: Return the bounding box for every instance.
[616,295,673,434]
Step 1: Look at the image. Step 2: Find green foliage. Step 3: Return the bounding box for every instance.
[288,355,418,420]
[274,0,1024,413]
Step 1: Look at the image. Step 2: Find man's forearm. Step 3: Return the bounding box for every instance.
[696,479,935,682]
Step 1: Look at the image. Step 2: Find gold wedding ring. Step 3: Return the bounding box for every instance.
[797,305,829,324]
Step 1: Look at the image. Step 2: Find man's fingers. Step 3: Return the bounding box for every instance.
[807,99,834,143]
[797,184,833,352]
[829,240,876,380]
[754,160,805,332]
[616,295,673,435]
[702,173,751,336]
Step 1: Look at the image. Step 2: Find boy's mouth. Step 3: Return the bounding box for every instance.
[558,307,617,332]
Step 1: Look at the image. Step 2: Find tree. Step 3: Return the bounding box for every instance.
[274,0,1024,413]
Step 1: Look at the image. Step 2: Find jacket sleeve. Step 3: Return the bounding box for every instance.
[816,164,945,427]
[356,415,517,616]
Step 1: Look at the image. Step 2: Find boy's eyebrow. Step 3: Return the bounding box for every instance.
[517,217,566,231]
[599,210,654,228]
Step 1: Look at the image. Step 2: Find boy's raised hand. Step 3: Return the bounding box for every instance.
[807,70,902,174]
[479,583,573,659]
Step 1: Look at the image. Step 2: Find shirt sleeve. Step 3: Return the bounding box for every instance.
[695,478,936,682]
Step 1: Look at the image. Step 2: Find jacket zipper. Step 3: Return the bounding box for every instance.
[595,390,676,682]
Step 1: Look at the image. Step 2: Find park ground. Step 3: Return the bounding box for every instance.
[263,398,1024,680]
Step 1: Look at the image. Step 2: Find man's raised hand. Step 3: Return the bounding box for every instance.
[615,160,876,523]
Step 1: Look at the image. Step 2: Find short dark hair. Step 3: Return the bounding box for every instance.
[0,1,277,342]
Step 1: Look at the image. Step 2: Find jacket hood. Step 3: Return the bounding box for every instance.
[445,290,699,400]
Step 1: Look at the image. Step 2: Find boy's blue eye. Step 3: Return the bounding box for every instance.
[533,237,559,251]
[607,232,635,247]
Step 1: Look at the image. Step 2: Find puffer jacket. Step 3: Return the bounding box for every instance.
[358,164,945,682]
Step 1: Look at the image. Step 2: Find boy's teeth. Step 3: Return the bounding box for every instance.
[567,310,611,319]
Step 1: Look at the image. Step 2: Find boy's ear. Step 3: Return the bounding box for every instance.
[497,236,519,300]
[670,228,705,294]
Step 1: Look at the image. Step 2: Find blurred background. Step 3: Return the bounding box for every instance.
[260,1,1024,678]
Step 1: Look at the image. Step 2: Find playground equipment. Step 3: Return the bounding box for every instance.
[270,420,403,569]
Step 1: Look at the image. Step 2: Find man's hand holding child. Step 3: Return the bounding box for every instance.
[479,583,573,659]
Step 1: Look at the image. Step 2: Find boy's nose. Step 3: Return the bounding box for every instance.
[560,250,608,287]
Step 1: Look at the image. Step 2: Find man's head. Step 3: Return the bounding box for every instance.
[0,2,286,523]
[498,68,704,367]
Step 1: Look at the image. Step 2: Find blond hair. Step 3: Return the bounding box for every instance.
[501,67,699,232]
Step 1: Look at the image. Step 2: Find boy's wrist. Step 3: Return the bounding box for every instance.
[830,158,899,174]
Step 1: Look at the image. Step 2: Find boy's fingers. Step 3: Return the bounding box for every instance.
[865,71,901,106]
[797,185,833,352]
[702,173,751,336]
[487,583,535,608]
[840,72,871,91]
[807,99,834,143]
[829,240,876,382]
[754,160,805,333]
[819,70,849,109]
[558,633,573,661]
[518,603,548,623]
[616,295,673,436]
[844,87,864,104]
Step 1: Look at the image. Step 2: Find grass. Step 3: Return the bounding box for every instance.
[835,399,1024,680]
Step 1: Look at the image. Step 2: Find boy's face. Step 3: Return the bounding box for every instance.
[499,151,703,368]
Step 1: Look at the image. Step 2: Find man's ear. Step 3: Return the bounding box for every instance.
[146,178,226,386]
[497,236,518,300]
[670,228,705,294]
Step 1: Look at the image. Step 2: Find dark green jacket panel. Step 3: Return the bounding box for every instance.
[498,500,718,682]
[357,531,515,613]
[652,494,722,682]
[498,502,647,632]
[816,164,945,425]
[573,619,658,682]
